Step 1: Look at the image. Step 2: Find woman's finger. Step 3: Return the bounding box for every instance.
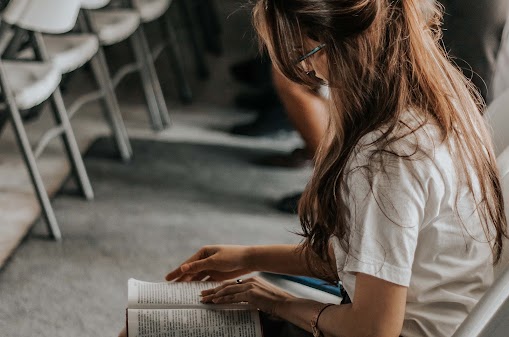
[201,279,239,296]
[212,292,247,304]
[173,273,197,282]
[201,283,251,302]
[190,271,211,281]
[165,248,213,281]
[211,278,257,297]
[118,327,127,337]
[166,256,216,281]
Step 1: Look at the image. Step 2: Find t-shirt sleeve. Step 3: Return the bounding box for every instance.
[333,146,428,287]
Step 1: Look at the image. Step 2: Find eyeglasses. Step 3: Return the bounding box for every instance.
[297,43,326,64]
[296,44,326,78]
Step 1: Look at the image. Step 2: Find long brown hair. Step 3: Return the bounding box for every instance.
[253,0,507,281]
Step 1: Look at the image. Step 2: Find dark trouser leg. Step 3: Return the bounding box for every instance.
[260,313,312,337]
[440,0,508,101]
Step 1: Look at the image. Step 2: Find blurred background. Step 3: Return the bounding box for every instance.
[0,1,307,336]
[0,0,507,336]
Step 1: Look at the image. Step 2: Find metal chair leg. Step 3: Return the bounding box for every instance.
[176,0,209,78]
[49,89,94,201]
[9,105,62,240]
[90,49,133,162]
[136,26,171,127]
[30,31,93,200]
[161,13,193,104]
[129,28,166,130]
[77,11,132,162]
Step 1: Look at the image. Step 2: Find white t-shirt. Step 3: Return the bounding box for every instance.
[332,112,495,337]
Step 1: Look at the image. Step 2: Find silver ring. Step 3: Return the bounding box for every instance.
[236,279,243,284]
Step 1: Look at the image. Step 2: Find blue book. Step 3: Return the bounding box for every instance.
[263,273,342,297]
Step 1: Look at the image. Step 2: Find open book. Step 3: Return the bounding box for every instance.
[126,279,263,337]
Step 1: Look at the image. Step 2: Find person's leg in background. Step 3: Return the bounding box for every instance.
[268,68,330,213]
[272,68,328,156]
[229,54,295,138]
[256,68,329,168]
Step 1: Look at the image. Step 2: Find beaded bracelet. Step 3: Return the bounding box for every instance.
[311,303,335,337]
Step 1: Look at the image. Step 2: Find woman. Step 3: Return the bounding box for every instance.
[270,0,509,214]
[157,0,508,336]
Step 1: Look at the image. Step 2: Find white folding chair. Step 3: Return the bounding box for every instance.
[497,146,509,277]
[13,0,133,162]
[0,0,92,240]
[451,146,509,337]
[84,2,170,130]
[486,89,509,157]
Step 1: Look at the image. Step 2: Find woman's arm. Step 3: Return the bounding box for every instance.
[203,273,407,337]
[276,273,407,337]
[247,244,335,277]
[166,244,335,281]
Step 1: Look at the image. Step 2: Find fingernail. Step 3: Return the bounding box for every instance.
[181,264,190,272]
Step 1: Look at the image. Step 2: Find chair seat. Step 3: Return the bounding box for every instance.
[18,35,99,74]
[89,10,140,46]
[2,0,81,34]
[486,90,509,156]
[133,0,171,22]
[3,61,61,110]
[80,0,111,10]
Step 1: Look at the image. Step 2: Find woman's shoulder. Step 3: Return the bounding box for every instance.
[352,109,446,170]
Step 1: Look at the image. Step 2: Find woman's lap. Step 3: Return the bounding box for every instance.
[260,313,312,337]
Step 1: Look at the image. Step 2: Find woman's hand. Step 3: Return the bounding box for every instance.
[118,327,126,337]
[165,245,254,282]
[200,277,295,316]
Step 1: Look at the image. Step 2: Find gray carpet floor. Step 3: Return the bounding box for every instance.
[0,137,308,337]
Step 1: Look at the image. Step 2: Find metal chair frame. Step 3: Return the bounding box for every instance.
[0,28,95,240]
[84,4,170,130]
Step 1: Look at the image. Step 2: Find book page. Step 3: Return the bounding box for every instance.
[127,309,263,337]
[128,279,251,309]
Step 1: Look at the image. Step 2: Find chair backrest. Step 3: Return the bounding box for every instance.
[451,146,509,337]
[2,0,81,34]
[492,9,509,100]
[496,146,509,277]
[80,0,110,10]
[486,89,509,157]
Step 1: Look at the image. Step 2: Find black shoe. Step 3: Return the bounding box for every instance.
[230,54,271,87]
[255,148,313,168]
[230,105,293,137]
[234,87,279,111]
[275,192,302,214]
